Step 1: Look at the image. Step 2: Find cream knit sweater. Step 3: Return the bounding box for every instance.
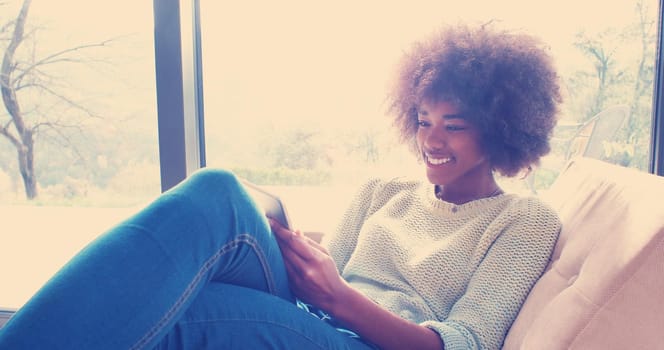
[323,177,561,350]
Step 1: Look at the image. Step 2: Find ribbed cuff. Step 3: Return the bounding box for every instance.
[421,321,476,350]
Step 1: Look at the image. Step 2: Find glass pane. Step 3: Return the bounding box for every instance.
[0,1,159,308]
[200,0,658,229]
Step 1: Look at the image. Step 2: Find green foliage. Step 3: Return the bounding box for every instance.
[531,168,560,190]
[12,160,160,207]
[231,166,332,186]
[267,129,328,170]
[558,0,656,175]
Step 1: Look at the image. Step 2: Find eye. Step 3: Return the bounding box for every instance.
[417,119,431,128]
[445,124,467,131]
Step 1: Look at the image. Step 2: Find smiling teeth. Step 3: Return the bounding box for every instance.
[427,156,452,165]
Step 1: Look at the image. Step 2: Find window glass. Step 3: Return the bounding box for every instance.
[200,0,658,230]
[0,1,158,308]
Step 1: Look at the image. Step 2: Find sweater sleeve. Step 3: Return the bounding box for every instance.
[323,178,384,273]
[421,198,561,350]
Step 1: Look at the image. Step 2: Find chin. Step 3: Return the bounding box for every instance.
[425,172,447,186]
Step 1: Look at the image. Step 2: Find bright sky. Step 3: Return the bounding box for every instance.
[197,0,650,131]
[2,0,656,150]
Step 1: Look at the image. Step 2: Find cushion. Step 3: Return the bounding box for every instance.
[503,157,664,349]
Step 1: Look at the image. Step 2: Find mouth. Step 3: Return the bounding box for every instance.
[424,153,454,166]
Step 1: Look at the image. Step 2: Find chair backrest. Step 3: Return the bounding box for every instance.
[567,105,629,160]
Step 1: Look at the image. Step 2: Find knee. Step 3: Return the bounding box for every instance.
[190,167,238,185]
[184,168,243,195]
[170,168,264,215]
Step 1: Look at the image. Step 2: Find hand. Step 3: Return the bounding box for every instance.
[268,218,350,311]
[270,218,443,350]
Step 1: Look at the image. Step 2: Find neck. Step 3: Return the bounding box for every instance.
[435,183,503,205]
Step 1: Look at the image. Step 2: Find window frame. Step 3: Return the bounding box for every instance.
[652,0,664,175]
[153,0,206,192]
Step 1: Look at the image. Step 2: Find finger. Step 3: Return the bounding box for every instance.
[281,258,305,293]
[268,218,296,241]
[276,236,306,264]
[286,232,329,256]
[281,236,313,265]
[301,236,329,255]
[272,225,329,264]
[274,235,291,255]
[267,216,283,230]
[281,255,300,277]
[276,235,306,262]
[271,225,310,255]
[278,237,321,276]
[280,246,309,282]
[282,234,316,260]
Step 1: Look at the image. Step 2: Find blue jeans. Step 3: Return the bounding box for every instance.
[0,169,373,349]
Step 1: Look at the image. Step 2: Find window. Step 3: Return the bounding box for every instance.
[2,0,662,312]
[0,1,159,308]
[199,0,660,229]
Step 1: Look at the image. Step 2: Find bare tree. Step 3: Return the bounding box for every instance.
[1,0,36,198]
[1,0,113,199]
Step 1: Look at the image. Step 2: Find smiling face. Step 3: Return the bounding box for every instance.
[416,100,497,203]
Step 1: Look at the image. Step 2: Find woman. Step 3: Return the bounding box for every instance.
[0,23,562,350]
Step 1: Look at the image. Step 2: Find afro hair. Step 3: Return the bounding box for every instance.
[388,23,562,177]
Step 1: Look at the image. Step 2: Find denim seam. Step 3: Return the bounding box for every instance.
[130,233,279,350]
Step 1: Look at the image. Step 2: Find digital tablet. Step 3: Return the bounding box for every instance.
[240,179,292,230]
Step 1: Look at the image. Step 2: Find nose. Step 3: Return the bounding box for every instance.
[423,127,446,150]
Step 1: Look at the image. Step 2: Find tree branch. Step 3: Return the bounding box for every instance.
[13,38,116,83]
[1,0,31,135]
[37,84,102,119]
[0,122,21,149]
